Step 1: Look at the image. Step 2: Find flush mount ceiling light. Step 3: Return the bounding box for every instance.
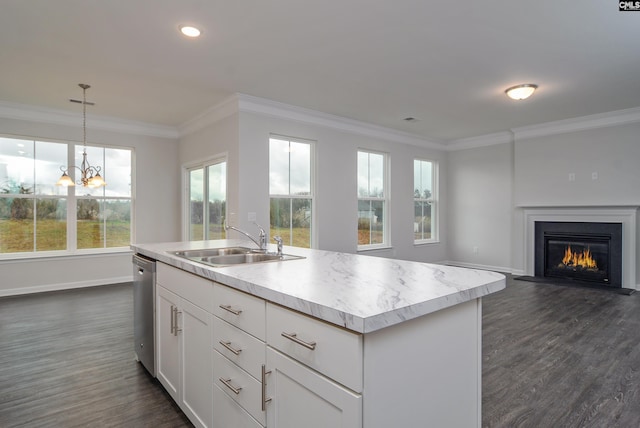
[505,84,538,100]
[56,84,106,188]
[179,25,201,38]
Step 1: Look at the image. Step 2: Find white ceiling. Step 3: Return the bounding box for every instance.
[2,0,639,143]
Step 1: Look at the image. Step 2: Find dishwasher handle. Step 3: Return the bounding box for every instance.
[133,254,156,272]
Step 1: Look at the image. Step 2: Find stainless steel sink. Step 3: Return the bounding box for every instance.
[170,247,304,267]
[172,247,253,258]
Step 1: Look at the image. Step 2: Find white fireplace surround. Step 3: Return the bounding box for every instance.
[523,207,638,289]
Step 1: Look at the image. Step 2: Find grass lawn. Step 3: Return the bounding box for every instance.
[0,219,130,252]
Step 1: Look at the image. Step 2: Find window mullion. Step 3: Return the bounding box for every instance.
[68,145,77,252]
[203,166,210,240]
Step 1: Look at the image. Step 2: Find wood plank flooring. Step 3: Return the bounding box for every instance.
[0,283,192,428]
[483,275,640,427]
[2,277,640,427]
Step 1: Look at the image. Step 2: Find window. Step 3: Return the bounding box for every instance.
[187,159,227,241]
[0,136,132,255]
[357,150,388,249]
[269,136,313,248]
[414,159,437,243]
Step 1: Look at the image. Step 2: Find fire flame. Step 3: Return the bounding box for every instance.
[561,245,598,269]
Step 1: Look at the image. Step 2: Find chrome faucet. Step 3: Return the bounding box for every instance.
[273,235,283,256]
[224,220,267,251]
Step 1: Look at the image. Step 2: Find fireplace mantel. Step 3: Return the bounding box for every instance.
[522,206,638,289]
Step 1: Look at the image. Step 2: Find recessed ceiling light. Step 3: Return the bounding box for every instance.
[179,25,201,38]
[505,84,538,100]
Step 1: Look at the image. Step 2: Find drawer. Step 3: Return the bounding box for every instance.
[213,316,266,380]
[157,263,213,312]
[213,385,263,428]
[266,303,363,392]
[213,350,266,426]
[214,283,266,340]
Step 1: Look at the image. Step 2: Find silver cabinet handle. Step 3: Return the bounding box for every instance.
[170,305,175,335]
[281,332,317,350]
[219,340,242,355]
[261,364,272,411]
[173,307,182,336]
[219,304,242,316]
[219,378,242,395]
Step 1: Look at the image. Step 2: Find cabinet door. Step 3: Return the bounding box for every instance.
[156,285,180,402]
[181,299,214,428]
[266,348,362,428]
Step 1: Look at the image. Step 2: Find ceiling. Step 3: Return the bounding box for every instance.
[2,0,639,143]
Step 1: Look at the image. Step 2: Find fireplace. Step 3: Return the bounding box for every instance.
[534,222,622,287]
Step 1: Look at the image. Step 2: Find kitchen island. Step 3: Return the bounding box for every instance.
[132,239,505,428]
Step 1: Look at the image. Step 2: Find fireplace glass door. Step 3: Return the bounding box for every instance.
[544,234,610,283]
[535,222,622,287]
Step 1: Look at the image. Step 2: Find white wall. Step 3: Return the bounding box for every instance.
[447,120,640,286]
[514,122,640,207]
[176,105,449,262]
[0,117,180,296]
[446,142,514,272]
[512,122,640,284]
[178,112,240,238]
[237,111,448,262]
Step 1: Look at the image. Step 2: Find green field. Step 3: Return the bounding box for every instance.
[0,219,130,253]
[270,227,310,248]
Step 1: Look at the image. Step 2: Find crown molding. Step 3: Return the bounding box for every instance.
[446,131,514,151]
[179,93,446,149]
[178,95,239,136]
[236,94,446,149]
[511,106,640,140]
[0,101,179,139]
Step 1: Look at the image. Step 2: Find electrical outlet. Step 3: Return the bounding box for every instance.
[569,173,576,182]
[592,172,598,180]
[473,246,479,255]
[248,212,256,222]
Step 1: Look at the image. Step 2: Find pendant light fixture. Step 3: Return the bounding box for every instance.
[56,84,106,188]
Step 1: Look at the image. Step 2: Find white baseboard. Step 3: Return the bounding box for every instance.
[441,260,524,276]
[0,275,133,297]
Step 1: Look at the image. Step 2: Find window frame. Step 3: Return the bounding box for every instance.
[268,135,316,249]
[183,155,228,241]
[413,158,439,245]
[357,149,390,251]
[0,134,134,259]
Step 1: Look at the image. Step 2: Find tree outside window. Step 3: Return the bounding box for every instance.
[0,136,132,255]
[269,136,313,248]
[357,150,388,249]
[188,160,226,241]
[414,159,437,243]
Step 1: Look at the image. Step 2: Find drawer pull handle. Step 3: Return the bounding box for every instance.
[173,307,182,336]
[219,378,242,395]
[281,332,317,350]
[219,304,242,316]
[169,305,175,334]
[219,340,242,355]
[261,364,272,411]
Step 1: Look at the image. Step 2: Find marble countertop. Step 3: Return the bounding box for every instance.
[132,239,505,333]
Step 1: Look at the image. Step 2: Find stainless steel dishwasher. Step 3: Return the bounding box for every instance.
[133,254,156,377]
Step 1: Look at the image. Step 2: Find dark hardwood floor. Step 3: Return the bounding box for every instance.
[483,275,640,427]
[3,277,640,427]
[0,283,192,428]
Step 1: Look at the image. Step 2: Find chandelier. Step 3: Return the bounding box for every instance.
[56,84,106,188]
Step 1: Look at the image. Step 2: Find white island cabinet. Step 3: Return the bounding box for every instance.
[263,298,482,428]
[156,263,214,428]
[134,239,506,428]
